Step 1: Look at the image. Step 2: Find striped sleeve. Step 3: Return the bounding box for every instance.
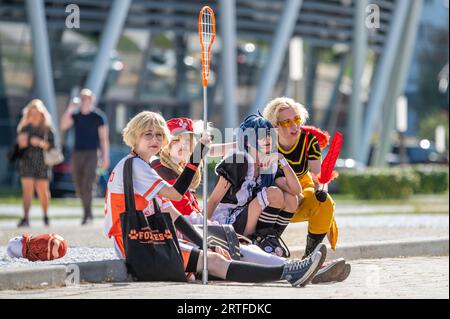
[307,134,322,160]
[133,159,169,201]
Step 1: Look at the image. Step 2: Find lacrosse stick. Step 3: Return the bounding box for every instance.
[198,5,216,285]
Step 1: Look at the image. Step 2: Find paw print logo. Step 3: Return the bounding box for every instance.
[128,229,138,240]
[164,229,173,240]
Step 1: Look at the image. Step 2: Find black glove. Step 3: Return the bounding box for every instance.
[315,190,328,202]
[173,142,209,195]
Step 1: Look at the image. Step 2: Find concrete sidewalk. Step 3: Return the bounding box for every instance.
[0,236,448,291]
[0,198,448,219]
[0,201,448,291]
[1,257,448,299]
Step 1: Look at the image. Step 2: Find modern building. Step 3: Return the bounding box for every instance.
[0,0,430,191]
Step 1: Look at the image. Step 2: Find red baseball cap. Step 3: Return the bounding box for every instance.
[166,118,194,136]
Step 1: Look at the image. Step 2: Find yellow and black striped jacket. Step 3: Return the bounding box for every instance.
[278,131,321,179]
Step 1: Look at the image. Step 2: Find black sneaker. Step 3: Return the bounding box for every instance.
[253,231,291,258]
[281,245,325,287]
[81,216,93,225]
[43,216,50,227]
[299,243,327,287]
[17,218,29,228]
[312,258,348,284]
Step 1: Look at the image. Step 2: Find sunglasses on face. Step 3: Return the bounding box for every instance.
[143,131,164,141]
[277,115,302,128]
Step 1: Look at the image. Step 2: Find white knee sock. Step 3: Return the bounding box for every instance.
[240,244,286,266]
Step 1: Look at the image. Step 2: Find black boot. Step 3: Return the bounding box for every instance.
[302,232,326,259]
[252,229,291,257]
[17,218,29,228]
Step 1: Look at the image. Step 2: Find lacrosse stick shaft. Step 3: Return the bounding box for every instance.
[202,86,209,285]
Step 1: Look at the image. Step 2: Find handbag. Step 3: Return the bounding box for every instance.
[44,148,64,166]
[195,224,241,260]
[43,131,64,166]
[120,156,187,282]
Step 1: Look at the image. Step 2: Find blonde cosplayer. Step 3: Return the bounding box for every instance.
[159,120,212,191]
[262,97,309,128]
[122,111,170,151]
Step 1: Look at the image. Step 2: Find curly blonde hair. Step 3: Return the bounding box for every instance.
[262,97,309,127]
[122,111,170,151]
[17,99,53,132]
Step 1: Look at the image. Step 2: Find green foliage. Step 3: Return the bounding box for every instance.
[153,34,173,49]
[411,165,449,194]
[336,165,449,199]
[117,35,141,52]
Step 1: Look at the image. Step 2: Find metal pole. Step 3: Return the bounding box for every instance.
[359,0,410,165]
[85,0,131,100]
[323,54,349,131]
[202,86,208,285]
[135,32,152,100]
[25,0,59,145]
[373,0,423,166]
[304,45,318,124]
[250,0,303,114]
[219,0,238,129]
[347,0,368,160]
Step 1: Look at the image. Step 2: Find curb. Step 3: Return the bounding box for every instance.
[290,237,449,260]
[0,265,67,290]
[75,260,132,283]
[0,237,448,291]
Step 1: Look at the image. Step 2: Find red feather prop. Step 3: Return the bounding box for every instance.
[301,126,330,150]
[317,132,343,185]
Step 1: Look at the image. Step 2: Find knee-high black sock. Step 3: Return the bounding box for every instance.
[273,210,294,236]
[225,261,284,283]
[255,206,281,235]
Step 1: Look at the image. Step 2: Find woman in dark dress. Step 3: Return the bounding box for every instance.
[16,99,55,227]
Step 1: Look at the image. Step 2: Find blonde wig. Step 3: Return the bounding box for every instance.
[17,99,53,133]
[262,97,309,127]
[122,111,170,151]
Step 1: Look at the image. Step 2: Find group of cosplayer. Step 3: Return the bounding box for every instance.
[104,97,351,288]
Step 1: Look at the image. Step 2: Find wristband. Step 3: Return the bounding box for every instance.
[190,142,209,166]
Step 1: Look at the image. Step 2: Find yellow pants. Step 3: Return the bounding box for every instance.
[291,172,338,250]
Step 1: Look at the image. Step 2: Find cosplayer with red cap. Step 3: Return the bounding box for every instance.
[151,117,204,222]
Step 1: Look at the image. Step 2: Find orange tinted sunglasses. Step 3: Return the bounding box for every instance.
[277,116,302,128]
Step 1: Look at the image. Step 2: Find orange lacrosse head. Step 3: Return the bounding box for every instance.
[198,6,216,87]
